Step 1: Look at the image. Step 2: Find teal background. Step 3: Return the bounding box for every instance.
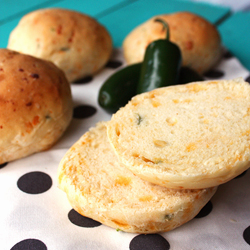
[1,0,249,70]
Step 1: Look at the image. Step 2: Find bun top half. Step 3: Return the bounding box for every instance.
[107,78,250,189]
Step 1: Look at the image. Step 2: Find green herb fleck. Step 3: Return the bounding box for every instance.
[165,214,174,221]
[60,47,70,51]
[136,113,143,125]
[156,160,163,164]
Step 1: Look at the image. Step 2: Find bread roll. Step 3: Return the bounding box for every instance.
[0,49,72,164]
[107,78,250,189]
[58,122,216,233]
[123,12,222,74]
[7,8,113,82]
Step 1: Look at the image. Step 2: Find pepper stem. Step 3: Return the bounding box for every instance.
[154,18,170,40]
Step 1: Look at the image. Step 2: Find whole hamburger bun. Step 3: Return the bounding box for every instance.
[0,49,72,164]
[123,12,222,74]
[7,8,113,82]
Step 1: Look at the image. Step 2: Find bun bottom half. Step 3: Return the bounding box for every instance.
[58,122,216,233]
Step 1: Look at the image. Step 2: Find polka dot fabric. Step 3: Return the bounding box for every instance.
[1,48,250,250]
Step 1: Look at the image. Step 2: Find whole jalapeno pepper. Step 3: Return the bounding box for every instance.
[137,19,182,94]
[98,63,141,114]
[98,64,203,114]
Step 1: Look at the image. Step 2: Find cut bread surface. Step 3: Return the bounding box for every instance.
[107,78,250,189]
[58,122,216,233]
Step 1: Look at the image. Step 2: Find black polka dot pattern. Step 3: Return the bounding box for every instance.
[243,226,250,245]
[68,209,101,227]
[203,69,225,78]
[2,45,250,250]
[11,239,47,250]
[17,171,52,194]
[234,170,247,179]
[223,50,234,59]
[195,201,213,218]
[130,234,170,250]
[105,60,123,69]
[73,105,97,119]
[73,76,93,84]
[0,162,8,169]
[245,75,250,83]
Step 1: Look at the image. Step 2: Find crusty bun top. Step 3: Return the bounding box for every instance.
[107,78,250,189]
[123,12,222,74]
[0,49,72,164]
[7,8,113,82]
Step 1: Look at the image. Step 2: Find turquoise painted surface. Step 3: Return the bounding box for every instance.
[0,0,229,48]
[0,18,23,48]
[0,0,61,23]
[98,0,230,48]
[49,0,135,16]
[218,11,250,71]
[0,0,250,71]
[0,0,131,48]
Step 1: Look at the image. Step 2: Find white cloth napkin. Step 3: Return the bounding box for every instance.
[1,48,250,250]
[191,0,250,11]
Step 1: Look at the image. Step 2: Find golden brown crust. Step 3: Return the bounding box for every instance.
[7,8,113,82]
[0,49,72,164]
[123,12,222,73]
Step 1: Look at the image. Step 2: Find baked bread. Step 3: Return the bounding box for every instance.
[0,49,72,164]
[7,8,113,82]
[58,122,217,233]
[107,78,250,189]
[123,12,222,74]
